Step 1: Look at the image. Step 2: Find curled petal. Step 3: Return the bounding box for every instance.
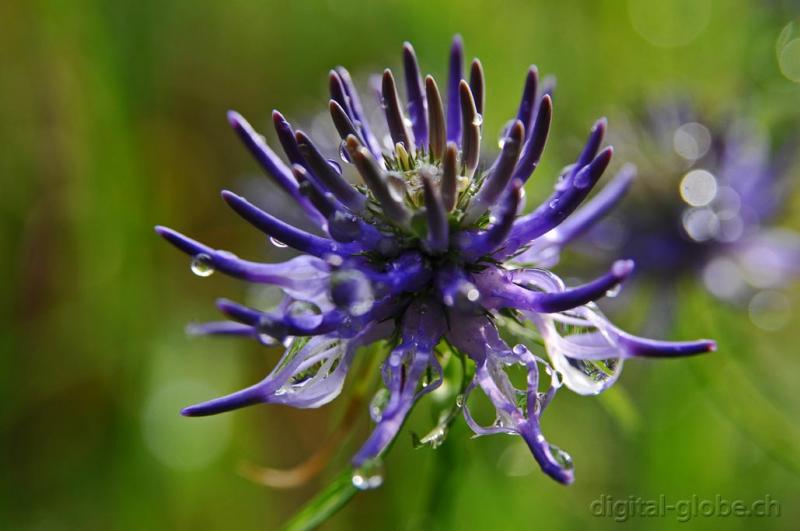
[352,299,445,466]
[183,321,394,416]
[446,314,573,484]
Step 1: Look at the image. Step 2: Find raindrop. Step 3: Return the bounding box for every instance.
[549,198,561,209]
[512,344,528,356]
[497,119,515,148]
[386,173,407,203]
[190,254,215,277]
[327,158,343,175]
[369,388,390,422]
[285,301,323,330]
[328,211,361,242]
[331,269,375,316]
[257,332,278,346]
[547,443,574,470]
[605,285,621,298]
[352,459,385,490]
[339,141,352,163]
[325,254,344,267]
[472,114,483,127]
[269,237,288,249]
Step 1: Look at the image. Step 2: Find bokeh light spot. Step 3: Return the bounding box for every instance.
[673,122,712,160]
[680,169,718,207]
[628,0,711,48]
[143,380,232,470]
[748,290,791,331]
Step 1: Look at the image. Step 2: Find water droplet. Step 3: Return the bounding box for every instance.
[330,269,374,316]
[369,388,390,422]
[605,285,621,298]
[386,173,407,202]
[339,141,352,163]
[548,443,574,470]
[257,332,278,346]
[352,459,384,490]
[548,198,561,209]
[269,237,288,249]
[512,344,528,356]
[285,301,323,330]
[472,114,483,127]
[190,254,215,277]
[455,394,465,408]
[325,254,344,267]
[328,211,360,242]
[327,158,343,175]
[497,119,515,148]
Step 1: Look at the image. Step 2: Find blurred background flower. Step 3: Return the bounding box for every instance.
[575,98,800,334]
[2,1,799,530]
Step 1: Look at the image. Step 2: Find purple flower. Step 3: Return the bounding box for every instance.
[156,38,715,485]
[582,100,800,307]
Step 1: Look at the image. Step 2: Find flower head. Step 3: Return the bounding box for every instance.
[157,37,715,485]
[588,100,800,304]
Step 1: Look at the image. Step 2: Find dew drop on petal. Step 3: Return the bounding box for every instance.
[327,158,343,175]
[497,119,515,148]
[190,254,215,277]
[547,443,574,470]
[386,173,407,202]
[352,459,385,490]
[455,394,465,408]
[285,301,323,330]
[339,141,352,163]
[512,344,528,356]
[331,269,374,316]
[369,388,390,423]
[269,237,288,249]
[257,332,278,346]
[605,285,621,298]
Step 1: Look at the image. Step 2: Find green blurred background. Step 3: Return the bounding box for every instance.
[2,0,799,529]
